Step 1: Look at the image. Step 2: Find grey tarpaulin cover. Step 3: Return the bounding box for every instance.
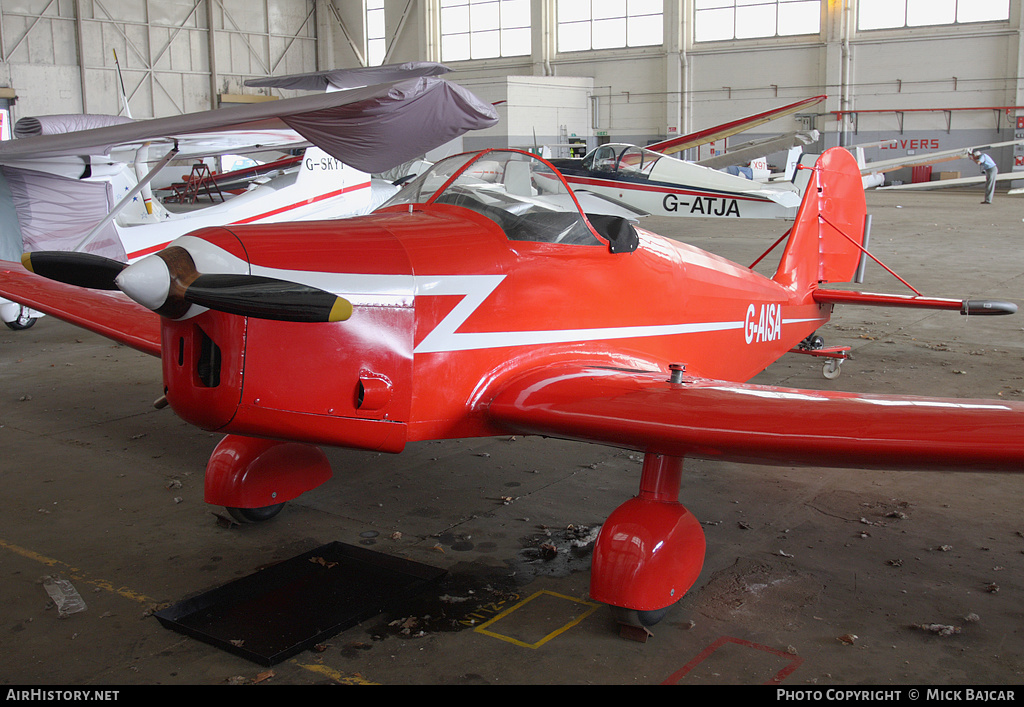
[278,78,497,175]
[1,167,125,259]
[0,76,496,257]
[14,114,134,139]
[243,62,451,92]
[0,77,498,174]
[0,169,23,261]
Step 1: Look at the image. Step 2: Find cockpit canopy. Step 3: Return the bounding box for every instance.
[382,149,638,253]
[582,143,666,180]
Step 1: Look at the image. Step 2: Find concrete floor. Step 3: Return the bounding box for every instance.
[2,187,1024,686]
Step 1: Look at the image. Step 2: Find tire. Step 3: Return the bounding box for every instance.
[226,503,285,523]
[4,307,37,330]
[611,604,672,628]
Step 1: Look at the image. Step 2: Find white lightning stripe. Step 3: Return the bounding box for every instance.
[413,275,506,353]
[415,319,746,354]
[408,271,827,354]
[414,304,825,354]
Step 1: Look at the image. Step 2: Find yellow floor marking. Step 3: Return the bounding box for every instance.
[474,589,600,649]
[291,661,380,685]
[0,538,155,605]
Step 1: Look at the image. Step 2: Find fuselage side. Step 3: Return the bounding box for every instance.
[160,202,828,451]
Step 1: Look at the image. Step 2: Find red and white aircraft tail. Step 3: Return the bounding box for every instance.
[775,147,1015,318]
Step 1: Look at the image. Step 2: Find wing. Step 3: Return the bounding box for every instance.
[243,61,451,92]
[647,95,826,156]
[854,139,1024,177]
[877,172,1021,192]
[694,130,819,170]
[484,364,1024,472]
[0,77,499,174]
[0,260,160,356]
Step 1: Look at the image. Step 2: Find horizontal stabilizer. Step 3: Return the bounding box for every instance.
[814,289,1017,315]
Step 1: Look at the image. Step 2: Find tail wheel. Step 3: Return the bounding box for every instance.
[227,503,285,524]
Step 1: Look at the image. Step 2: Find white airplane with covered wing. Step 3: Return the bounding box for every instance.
[0,62,499,328]
[547,96,826,221]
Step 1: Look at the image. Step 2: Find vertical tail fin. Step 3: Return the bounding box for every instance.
[773,147,867,295]
[292,145,374,213]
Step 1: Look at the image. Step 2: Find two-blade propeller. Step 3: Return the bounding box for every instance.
[22,248,352,324]
[21,251,126,291]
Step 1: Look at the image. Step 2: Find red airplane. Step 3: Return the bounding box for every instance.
[3,146,1023,633]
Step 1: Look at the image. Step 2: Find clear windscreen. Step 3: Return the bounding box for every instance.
[380,150,603,246]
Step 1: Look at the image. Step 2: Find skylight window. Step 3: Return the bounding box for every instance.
[858,0,1009,30]
[365,0,386,66]
[694,0,820,42]
[440,0,532,61]
[557,0,664,53]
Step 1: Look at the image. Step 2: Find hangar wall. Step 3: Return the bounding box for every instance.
[0,0,326,118]
[1,1,1022,176]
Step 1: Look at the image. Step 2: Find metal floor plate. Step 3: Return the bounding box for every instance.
[154,542,447,666]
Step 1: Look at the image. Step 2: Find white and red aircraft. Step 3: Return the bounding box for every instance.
[0,63,498,328]
[548,95,827,221]
[2,147,1022,633]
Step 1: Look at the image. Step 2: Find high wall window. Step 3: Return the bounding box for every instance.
[694,0,820,42]
[365,0,386,66]
[557,0,664,53]
[440,0,532,61]
[858,0,1009,30]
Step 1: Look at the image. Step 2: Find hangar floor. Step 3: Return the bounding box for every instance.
[2,187,1024,686]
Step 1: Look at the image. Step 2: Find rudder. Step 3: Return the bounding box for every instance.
[773,147,867,294]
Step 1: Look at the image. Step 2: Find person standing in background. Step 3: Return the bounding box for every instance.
[972,150,998,204]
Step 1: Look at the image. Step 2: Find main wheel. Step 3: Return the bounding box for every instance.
[4,307,37,330]
[227,503,285,524]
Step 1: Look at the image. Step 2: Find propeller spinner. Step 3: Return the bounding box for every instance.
[22,248,352,324]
